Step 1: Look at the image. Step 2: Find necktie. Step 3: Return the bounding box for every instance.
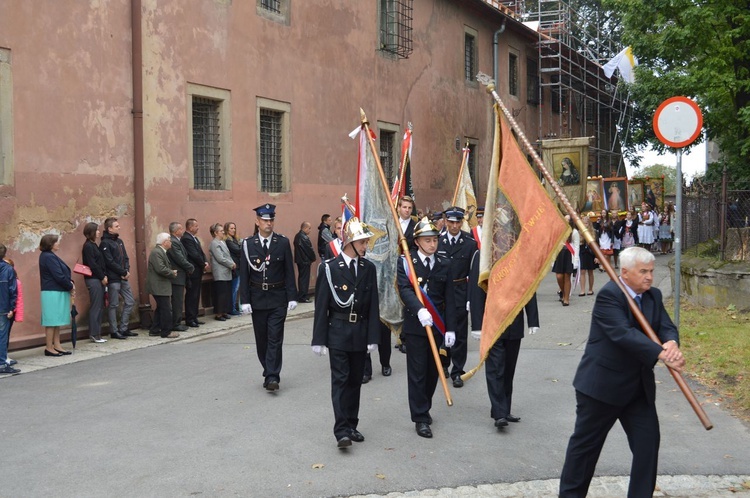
[635,295,642,310]
[263,239,269,256]
[349,260,357,280]
[451,237,456,246]
[424,256,431,270]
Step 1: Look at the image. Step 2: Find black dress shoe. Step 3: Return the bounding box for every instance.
[44,349,64,357]
[196,320,206,325]
[149,331,161,337]
[494,418,509,428]
[265,380,279,391]
[54,349,72,355]
[398,343,407,354]
[361,375,371,384]
[110,332,128,340]
[381,366,392,377]
[349,429,365,442]
[452,377,464,388]
[172,325,189,332]
[506,414,521,423]
[415,422,433,438]
[123,331,139,337]
[187,321,199,328]
[337,436,352,449]
[214,316,226,321]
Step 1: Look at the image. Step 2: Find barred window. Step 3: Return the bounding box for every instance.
[379,130,396,190]
[192,97,222,190]
[379,0,413,59]
[509,53,519,96]
[260,0,280,14]
[259,108,284,193]
[527,58,540,105]
[465,33,477,82]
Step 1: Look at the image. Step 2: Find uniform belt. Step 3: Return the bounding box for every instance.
[331,311,366,323]
[250,281,284,290]
[453,278,468,284]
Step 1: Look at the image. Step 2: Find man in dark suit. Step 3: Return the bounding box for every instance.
[436,206,477,388]
[293,221,316,303]
[312,217,380,449]
[559,247,685,497]
[145,233,178,338]
[317,214,333,259]
[239,204,298,392]
[167,222,194,332]
[397,217,456,439]
[181,218,209,328]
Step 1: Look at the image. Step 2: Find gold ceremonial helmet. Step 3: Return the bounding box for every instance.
[413,217,440,238]
[343,217,374,247]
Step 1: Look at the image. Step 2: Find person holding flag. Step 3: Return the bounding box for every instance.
[397,217,456,439]
[436,207,477,388]
[312,217,381,449]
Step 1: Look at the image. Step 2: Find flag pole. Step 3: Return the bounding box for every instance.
[476,72,712,430]
[393,123,413,208]
[360,109,453,407]
[451,143,470,206]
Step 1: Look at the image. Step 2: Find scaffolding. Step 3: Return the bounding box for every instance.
[489,0,633,177]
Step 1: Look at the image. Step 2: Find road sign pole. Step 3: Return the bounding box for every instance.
[675,148,682,327]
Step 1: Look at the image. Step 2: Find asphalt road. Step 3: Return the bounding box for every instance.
[2,256,749,497]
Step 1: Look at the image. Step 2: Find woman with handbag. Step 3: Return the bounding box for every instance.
[39,234,75,356]
[81,222,108,343]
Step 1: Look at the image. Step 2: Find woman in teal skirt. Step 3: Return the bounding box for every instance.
[39,234,74,356]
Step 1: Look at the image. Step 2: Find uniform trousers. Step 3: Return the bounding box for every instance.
[328,348,366,439]
[251,306,287,383]
[363,322,392,377]
[559,390,660,498]
[485,338,521,419]
[406,331,442,423]
[441,308,468,379]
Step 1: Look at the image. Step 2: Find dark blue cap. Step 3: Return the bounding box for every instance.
[254,203,276,220]
[444,206,465,222]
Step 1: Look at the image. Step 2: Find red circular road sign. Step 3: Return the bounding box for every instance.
[653,96,703,148]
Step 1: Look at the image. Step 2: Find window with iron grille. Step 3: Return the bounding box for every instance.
[464,32,477,82]
[380,130,396,190]
[260,0,280,13]
[259,108,284,193]
[192,97,223,190]
[526,58,540,105]
[379,0,413,59]
[509,53,519,97]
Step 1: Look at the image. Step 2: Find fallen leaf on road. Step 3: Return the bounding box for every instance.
[312,463,324,469]
[375,474,386,479]
[557,342,572,346]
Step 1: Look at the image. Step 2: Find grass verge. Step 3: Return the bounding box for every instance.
[672,299,750,422]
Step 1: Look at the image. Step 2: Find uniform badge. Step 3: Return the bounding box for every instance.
[342,284,348,291]
[256,259,261,264]
[417,277,423,283]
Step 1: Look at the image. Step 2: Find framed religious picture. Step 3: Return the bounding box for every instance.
[627,180,644,212]
[602,177,627,212]
[642,177,665,211]
[581,177,604,214]
[552,152,582,186]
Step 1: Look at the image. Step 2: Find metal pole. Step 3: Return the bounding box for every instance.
[674,148,683,327]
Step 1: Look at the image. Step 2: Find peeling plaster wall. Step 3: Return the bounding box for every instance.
[0,0,134,346]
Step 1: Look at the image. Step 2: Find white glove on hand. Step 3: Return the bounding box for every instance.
[471,330,481,341]
[367,344,378,353]
[444,331,456,348]
[466,301,471,312]
[241,304,252,315]
[287,301,298,311]
[528,327,540,335]
[312,345,327,356]
[417,308,433,327]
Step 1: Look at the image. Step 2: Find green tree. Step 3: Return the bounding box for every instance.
[631,163,676,195]
[604,0,750,182]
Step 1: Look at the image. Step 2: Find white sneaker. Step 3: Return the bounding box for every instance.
[91,337,107,343]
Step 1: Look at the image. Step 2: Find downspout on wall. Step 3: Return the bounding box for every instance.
[132,0,151,326]
[493,19,506,89]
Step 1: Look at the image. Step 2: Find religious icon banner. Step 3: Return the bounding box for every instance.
[541,137,591,212]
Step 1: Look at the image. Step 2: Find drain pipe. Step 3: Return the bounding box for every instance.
[131,0,151,326]
[493,19,507,87]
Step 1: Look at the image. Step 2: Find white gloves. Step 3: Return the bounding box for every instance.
[312,345,327,356]
[241,304,252,314]
[528,327,540,335]
[444,331,456,348]
[471,330,481,341]
[288,301,298,311]
[367,344,378,353]
[466,301,470,312]
[417,308,433,327]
